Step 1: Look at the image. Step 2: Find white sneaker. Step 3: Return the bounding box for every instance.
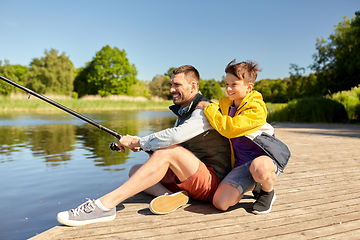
[57,199,116,226]
[149,191,189,215]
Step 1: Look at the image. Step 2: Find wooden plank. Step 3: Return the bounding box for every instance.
[29,123,360,240]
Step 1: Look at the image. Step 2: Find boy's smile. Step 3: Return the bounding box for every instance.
[225,73,253,107]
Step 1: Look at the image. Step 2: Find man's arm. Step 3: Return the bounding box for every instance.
[140,109,213,151]
[118,109,213,152]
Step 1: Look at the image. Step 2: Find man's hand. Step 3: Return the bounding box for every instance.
[118,135,141,153]
[196,101,211,110]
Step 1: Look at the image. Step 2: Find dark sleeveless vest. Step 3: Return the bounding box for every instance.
[169,93,232,180]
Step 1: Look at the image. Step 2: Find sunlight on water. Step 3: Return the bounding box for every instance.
[0,110,175,240]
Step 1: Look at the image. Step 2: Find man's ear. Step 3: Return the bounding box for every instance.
[191,81,198,92]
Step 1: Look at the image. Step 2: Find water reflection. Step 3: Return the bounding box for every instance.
[0,110,176,168]
[0,110,176,240]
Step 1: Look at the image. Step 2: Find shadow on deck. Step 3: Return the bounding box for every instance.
[30,123,360,239]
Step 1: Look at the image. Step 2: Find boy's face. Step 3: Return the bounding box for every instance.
[225,73,253,106]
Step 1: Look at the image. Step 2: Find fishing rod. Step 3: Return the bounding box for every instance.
[0,74,122,152]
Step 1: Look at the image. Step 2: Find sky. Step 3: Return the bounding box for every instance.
[0,0,359,82]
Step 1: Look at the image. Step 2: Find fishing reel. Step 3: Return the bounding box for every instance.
[109,142,121,152]
[109,142,153,155]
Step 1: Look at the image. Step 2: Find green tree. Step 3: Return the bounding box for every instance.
[311,12,360,94]
[219,75,226,87]
[0,60,29,95]
[301,73,319,97]
[165,67,175,77]
[287,64,320,100]
[73,64,98,97]
[27,49,75,95]
[149,74,171,99]
[254,78,289,103]
[83,45,138,97]
[255,63,320,103]
[12,64,29,82]
[129,80,151,97]
[200,79,224,100]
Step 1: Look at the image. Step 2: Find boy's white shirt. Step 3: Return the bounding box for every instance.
[139,109,213,151]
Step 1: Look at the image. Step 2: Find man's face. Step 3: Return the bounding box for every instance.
[169,73,196,108]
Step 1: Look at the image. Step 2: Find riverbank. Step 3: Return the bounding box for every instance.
[0,94,173,112]
[0,94,288,113]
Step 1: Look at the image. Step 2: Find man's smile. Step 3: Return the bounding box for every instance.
[172,93,180,99]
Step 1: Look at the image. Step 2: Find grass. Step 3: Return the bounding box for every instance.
[0,94,173,113]
[266,102,287,113]
[0,94,292,114]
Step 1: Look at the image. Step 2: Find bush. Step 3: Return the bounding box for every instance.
[354,104,360,123]
[71,91,78,99]
[330,85,360,120]
[268,97,348,123]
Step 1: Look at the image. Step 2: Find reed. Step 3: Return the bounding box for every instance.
[0,94,289,114]
[0,95,173,112]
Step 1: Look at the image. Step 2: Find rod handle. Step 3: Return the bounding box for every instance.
[109,142,153,155]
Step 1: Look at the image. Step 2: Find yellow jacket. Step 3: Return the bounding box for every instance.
[204,90,268,167]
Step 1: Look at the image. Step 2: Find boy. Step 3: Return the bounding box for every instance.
[197,59,290,214]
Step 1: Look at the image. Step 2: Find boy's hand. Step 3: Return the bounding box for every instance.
[118,135,141,153]
[196,101,210,110]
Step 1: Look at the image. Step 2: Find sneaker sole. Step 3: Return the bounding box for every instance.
[149,191,189,215]
[57,214,116,227]
[252,193,276,215]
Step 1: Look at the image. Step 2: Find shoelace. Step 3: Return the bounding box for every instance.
[70,198,95,216]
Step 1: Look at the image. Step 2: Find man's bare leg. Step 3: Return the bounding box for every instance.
[129,164,173,197]
[100,145,199,209]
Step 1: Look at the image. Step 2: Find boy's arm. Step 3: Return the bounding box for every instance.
[204,103,266,139]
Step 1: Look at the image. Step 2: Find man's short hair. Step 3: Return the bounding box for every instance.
[173,65,200,83]
[225,59,261,84]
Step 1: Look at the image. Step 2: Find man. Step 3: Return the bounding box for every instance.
[57,65,231,226]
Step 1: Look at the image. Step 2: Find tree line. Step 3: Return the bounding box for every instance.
[0,45,224,101]
[254,11,360,103]
[1,11,359,102]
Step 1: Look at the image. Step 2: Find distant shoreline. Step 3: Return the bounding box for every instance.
[0,94,173,113]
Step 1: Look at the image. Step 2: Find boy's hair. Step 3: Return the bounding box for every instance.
[173,65,200,83]
[225,59,261,84]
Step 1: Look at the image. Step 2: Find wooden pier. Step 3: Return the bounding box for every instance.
[30,123,360,239]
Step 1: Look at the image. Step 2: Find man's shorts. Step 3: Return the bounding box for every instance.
[221,158,281,195]
[160,161,220,202]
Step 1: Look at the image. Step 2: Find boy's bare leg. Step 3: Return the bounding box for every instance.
[100,145,199,209]
[250,156,277,214]
[129,164,173,197]
[213,183,243,211]
[212,183,254,211]
[249,156,276,191]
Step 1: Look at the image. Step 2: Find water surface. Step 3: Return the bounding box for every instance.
[0,110,175,240]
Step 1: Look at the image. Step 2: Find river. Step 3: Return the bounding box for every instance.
[0,110,175,240]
